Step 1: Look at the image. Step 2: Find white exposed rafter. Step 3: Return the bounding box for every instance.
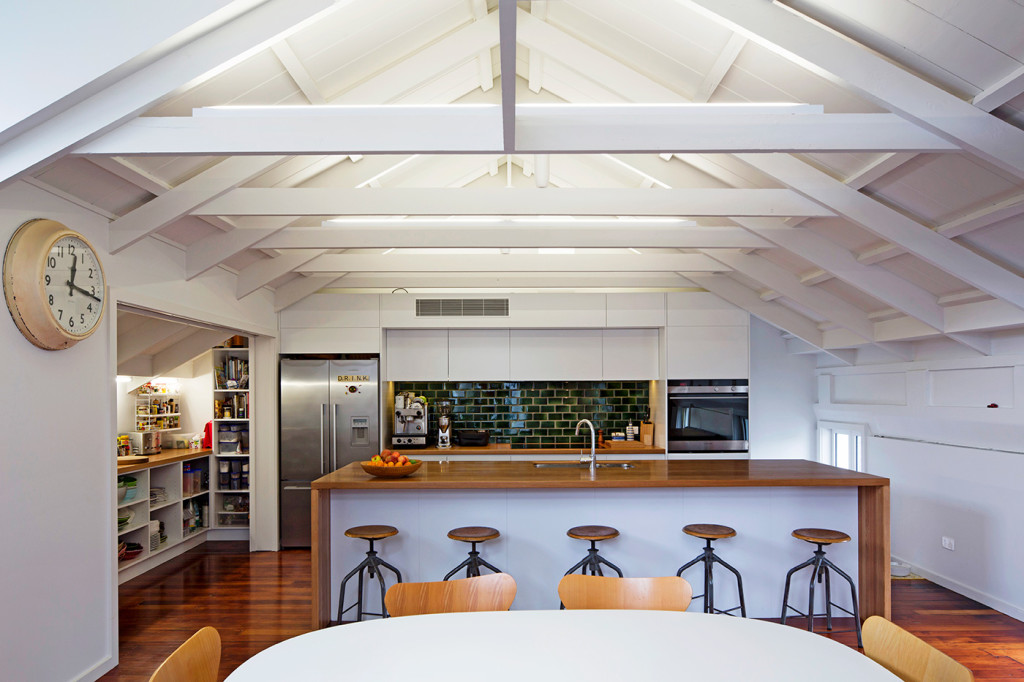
[0,0,341,186]
[694,33,747,102]
[298,253,723,274]
[77,106,956,155]
[682,0,1024,180]
[108,155,287,254]
[737,153,1024,313]
[701,250,875,341]
[337,10,499,103]
[195,187,833,217]
[733,217,946,330]
[256,223,772,249]
[686,273,826,350]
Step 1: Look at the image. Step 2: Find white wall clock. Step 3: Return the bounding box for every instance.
[3,218,107,350]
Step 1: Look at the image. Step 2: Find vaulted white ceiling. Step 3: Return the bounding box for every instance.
[6,0,1024,364]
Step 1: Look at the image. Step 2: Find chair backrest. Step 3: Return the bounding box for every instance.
[558,574,693,611]
[863,616,974,682]
[149,626,221,682]
[384,573,517,617]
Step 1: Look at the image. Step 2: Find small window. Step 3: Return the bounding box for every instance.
[817,421,867,472]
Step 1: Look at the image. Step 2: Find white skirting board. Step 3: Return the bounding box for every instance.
[892,555,1024,622]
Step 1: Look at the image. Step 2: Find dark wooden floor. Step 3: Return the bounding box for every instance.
[102,542,1024,680]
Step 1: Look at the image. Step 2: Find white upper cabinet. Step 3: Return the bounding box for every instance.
[666,326,749,379]
[509,329,604,380]
[602,328,659,379]
[448,329,510,381]
[385,329,448,381]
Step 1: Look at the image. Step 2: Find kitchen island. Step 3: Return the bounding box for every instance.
[311,460,888,628]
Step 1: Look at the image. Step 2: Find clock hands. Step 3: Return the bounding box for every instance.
[67,254,77,296]
[65,280,102,303]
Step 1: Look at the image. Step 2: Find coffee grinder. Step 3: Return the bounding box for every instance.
[437,400,453,449]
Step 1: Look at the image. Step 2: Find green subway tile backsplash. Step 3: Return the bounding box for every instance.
[394,381,650,447]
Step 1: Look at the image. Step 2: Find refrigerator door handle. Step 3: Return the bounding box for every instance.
[283,485,312,491]
[332,403,340,470]
[320,403,328,475]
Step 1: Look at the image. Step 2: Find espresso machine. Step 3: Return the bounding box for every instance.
[437,400,453,449]
[392,391,428,447]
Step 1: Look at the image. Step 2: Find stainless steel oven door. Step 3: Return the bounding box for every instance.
[667,393,749,453]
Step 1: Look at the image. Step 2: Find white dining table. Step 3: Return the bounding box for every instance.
[226,610,899,681]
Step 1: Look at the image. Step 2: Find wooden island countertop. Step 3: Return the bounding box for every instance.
[311,460,890,628]
[312,459,886,490]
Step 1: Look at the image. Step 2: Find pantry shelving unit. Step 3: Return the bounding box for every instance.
[116,452,211,583]
[132,388,182,433]
[212,342,252,531]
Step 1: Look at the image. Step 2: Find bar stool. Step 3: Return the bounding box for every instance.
[781,527,862,648]
[337,525,403,623]
[443,526,503,580]
[676,523,746,616]
[564,525,623,577]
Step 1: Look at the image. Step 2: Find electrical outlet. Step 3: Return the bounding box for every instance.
[942,536,955,551]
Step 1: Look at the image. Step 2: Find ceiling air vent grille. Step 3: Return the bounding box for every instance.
[416,298,510,317]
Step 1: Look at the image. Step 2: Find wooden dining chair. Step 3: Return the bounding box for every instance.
[384,572,517,617]
[148,626,221,682]
[863,616,974,682]
[558,574,693,611]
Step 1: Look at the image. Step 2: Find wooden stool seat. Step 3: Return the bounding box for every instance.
[567,525,619,542]
[792,528,851,544]
[345,524,399,540]
[683,523,736,540]
[443,526,503,580]
[448,526,500,543]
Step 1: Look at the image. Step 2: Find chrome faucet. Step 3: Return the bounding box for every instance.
[576,419,597,475]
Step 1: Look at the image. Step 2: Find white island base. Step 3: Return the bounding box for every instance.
[329,486,861,619]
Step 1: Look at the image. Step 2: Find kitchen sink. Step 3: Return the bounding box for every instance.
[532,462,635,469]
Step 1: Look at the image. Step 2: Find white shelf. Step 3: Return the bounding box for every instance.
[217,510,249,515]
[118,519,148,535]
[215,488,250,494]
[183,489,210,501]
[117,494,145,509]
[215,389,249,393]
[150,497,182,512]
[132,427,182,434]
[215,453,250,458]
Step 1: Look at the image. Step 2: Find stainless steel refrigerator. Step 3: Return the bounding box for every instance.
[279,356,379,547]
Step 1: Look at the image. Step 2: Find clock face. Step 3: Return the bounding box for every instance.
[43,235,105,336]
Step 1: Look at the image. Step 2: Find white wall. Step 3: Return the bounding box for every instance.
[816,353,1024,620]
[0,181,277,680]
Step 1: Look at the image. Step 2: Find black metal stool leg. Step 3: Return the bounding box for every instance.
[781,555,816,624]
[710,552,746,617]
[822,562,833,631]
[337,539,401,623]
[821,556,862,648]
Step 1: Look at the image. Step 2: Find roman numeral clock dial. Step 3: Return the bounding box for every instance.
[3,219,107,350]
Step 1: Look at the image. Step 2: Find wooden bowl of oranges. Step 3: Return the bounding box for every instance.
[360,450,422,478]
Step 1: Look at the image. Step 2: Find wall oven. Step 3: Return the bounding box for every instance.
[667,379,749,453]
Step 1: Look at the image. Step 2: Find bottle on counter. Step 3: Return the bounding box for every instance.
[626,420,635,441]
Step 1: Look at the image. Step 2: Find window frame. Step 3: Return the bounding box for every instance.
[817,421,868,472]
